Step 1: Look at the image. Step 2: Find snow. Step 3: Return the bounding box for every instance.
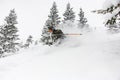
[1,26,120,80]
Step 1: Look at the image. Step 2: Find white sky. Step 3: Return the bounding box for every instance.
[0,0,105,40]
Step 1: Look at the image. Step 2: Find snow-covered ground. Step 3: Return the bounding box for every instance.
[0,26,120,80]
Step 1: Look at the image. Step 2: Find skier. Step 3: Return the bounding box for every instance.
[48,26,65,45]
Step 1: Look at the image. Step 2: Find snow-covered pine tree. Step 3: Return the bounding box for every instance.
[41,2,64,46]
[78,8,87,28]
[92,0,120,31]
[23,35,33,48]
[26,35,33,44]
[48,2,60,28]
[63,3,75,22]
[0,27,4,56]
[41,19,55,45]
[34,40,38,45]
[0,9,19,53]
[0,46,4,57]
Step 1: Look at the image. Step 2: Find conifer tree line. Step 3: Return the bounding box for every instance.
[41,2,88,46]
[0,2,88,56]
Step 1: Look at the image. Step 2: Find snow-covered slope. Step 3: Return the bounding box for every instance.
[0,27,120,80]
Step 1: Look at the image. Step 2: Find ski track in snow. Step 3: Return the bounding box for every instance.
[1,29,120,80]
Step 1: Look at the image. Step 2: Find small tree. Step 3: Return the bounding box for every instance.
[63,3,75,22]
[0,44,4,57]
[0,9,19,53]
[34,40,38,45]
[23,35,33,48]
[78,8,87,28]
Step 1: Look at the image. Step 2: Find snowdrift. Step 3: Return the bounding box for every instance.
[0,26,120,80]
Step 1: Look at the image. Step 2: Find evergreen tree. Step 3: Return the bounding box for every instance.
[92,2,120,29]
[0,9,19,53]
[41,2,64,46]
[41,19,54,45]
[63,3,75,22]
[48,2,60,28]
[0,29,4,56]
[23,35,33,48]
[34,40,38,45]
[78,8,87,27]
[26,35,33,44]
[0,46,4,57]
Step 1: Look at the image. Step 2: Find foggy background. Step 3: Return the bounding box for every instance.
[0,0,105,40]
